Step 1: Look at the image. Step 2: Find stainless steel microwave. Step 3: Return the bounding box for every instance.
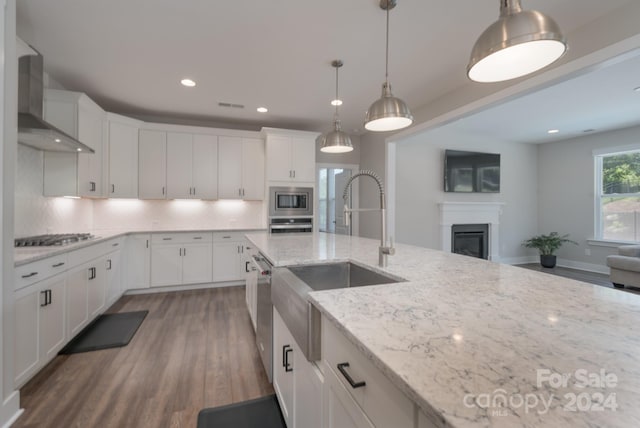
[269,186,313,217]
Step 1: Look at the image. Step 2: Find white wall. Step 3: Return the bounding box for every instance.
[538,124,640,271]
[358,132,387,240]
[393,127,538,262]
[2,0,22,424]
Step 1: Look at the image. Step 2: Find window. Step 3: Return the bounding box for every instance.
[596,149,640,241]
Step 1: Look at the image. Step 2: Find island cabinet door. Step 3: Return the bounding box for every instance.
[273,309,295,428]
[323,365,374,428]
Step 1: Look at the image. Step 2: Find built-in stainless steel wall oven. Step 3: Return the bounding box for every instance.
[253,253,274,382]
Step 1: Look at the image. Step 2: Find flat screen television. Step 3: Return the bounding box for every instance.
[444,150,500,193]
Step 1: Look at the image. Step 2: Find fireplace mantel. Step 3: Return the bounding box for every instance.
[438,202,504,261]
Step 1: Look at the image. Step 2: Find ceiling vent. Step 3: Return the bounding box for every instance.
[218,102,245,109]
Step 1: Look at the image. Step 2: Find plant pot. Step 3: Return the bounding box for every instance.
[540,255,557,268]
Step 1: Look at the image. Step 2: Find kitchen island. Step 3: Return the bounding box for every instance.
[245,231,640,428]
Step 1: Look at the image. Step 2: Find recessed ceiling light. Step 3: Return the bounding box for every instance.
[76,148,82,152]
[331,99,343,106]
[257,107,268,113]
[180,78,196,87]
[54,138,61,143]
[547,129,560,134]
[634,87,640,92]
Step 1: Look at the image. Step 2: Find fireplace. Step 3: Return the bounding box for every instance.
[451,224,489,259]
[438,202,504,261]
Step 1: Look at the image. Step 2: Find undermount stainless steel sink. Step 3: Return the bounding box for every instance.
[287,262,401,291]
[272,262,403,361]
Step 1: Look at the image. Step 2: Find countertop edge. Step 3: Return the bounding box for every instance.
[15,228,266,266]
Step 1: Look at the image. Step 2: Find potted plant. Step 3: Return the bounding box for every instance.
[522,232,577,268]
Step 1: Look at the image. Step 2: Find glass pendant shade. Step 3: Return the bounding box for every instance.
[468,0,567,83]
[364,82,413,132]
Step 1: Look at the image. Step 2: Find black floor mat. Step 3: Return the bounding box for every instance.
[60,310,148,354]
[197,395,286,428]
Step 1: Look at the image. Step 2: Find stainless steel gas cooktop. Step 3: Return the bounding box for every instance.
[14,233,95,247]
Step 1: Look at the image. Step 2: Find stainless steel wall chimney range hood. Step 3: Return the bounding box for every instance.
[18,51,94,153]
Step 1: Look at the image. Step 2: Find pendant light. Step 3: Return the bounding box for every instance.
[364,0,413,132]
[319,60,353,153]
[468,0,567,83]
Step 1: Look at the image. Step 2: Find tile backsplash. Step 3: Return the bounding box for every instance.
[15,145,93,237]
[15,144,266,237]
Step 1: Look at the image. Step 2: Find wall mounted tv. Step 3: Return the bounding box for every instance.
[444,150,500,193]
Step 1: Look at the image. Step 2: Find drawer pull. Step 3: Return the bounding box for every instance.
[21,272,38,279]
[162,237,172,241]
[52,262,65,268]
[337,362,366,389]
[222,236,231,239]
[193,236,202,240]
[112,242,119,247]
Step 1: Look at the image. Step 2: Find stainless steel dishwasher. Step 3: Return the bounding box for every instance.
[253,253,273,382]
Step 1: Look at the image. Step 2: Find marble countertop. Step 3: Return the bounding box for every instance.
[14,227,265,266]
[245,231,640,428]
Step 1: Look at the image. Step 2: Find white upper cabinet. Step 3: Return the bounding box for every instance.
[107,113,141,198]
[218,136,264,200]
[264,128,318,184]
[138,129,167,199]
[166,132,218,199]
[43,90,106,197]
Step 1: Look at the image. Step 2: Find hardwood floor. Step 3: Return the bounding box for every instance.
[515,263,640,295]
[14,286,273,428]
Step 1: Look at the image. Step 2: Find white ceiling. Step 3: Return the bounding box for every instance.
[16,0,634,136]
[437,50,640,144]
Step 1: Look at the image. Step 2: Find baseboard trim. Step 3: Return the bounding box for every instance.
[501,256,539,265]
[1,391,22,428]
[124,281,244,295]
[556,258,609,275]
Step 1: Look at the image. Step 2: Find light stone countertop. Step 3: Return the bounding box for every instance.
[14,227,265,266]
[245,231,640,428]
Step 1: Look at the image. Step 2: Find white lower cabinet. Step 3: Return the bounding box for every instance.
[273,308,323,428]
[321,316,416,428]
[14,273,66,388]
[105,249,122,307]
[212,233,246,282]
[67,257,107,337]
[126,234,151,290]
[243,241,258,330]
[150,233,213,287]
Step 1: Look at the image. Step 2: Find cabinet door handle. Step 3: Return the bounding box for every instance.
[293,170,296,178]
[89,267,96,280]
[52,262,65,267]
[111,184,115,193]
[21,272,38,279]
[238,188,241,196]
[183,247,186,256]
[284,346,293,372]
[146,240,149,248]
[282,345,290,368]
[162,186,165,195]
[90,181,96,192]
[242,188,245,197]
[337,362,366,389]
[46,289,52,305]
[193,187,196,195]
[107,259,112,270]
[179,248,182,256]
[40,290,47,307]
[245,261,250,273]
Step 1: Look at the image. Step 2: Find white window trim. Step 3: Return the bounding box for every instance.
[594,147,640,242]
